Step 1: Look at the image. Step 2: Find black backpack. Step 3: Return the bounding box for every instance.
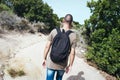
[50,27,73,63]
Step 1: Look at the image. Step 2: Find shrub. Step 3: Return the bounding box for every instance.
[85,0,120,78]
[86,29,120,77]
[7,68,25,78]
[0,3,12,13]
[0,11,49,33]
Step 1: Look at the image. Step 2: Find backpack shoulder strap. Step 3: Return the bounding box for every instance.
[66,30,73,36]
[56,27,61,34]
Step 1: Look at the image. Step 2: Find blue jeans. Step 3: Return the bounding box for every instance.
[46,68,65,80]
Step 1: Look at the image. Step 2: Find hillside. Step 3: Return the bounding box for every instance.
[0,32,106,80]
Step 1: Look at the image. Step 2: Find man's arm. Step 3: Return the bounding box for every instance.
[66,32,77,73]
[69,48,75,66]
[66,47,75,73]
[42,41,51,67]
[44,41,51,60]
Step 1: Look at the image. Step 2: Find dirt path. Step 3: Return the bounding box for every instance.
[1,34,105,80]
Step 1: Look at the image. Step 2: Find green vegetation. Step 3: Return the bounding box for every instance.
[1,0,60,31]
[73,21,83,29]
[0,3,12,13]
[1,0,119,78]
[85,0,120,78]
[0,0,82,32]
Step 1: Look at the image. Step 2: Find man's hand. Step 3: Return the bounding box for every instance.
[65,65,72,73]
[42,60,46,68]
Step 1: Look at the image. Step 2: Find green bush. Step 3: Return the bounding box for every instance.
[85,0,120,78]
[0,3,12,13]
[86,29,120,77]
[4,0,60,31]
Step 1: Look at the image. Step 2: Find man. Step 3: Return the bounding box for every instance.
[42,14,77,80]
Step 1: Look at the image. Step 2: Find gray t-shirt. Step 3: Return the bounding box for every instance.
[46,28,77,70]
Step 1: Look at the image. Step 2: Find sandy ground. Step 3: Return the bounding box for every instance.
[0,33,106,80]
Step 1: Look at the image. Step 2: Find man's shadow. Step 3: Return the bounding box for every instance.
[67,71,85,80]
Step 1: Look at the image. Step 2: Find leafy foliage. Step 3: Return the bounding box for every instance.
[0,3,12,12]
[2,0,59,31]
[85,0,120,78]
[73,21,82,29]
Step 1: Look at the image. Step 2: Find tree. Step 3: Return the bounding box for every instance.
[86,0,120,35]
[3,0,59,31]
[85,0,120,78]
[73,21,82,29]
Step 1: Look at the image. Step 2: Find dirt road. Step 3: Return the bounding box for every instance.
[1,33,105,80]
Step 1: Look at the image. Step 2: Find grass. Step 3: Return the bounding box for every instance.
[7,68,25,78]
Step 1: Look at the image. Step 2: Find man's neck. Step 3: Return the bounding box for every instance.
[62,24,71,31]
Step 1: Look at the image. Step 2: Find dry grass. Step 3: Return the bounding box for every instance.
[7,68,25,78]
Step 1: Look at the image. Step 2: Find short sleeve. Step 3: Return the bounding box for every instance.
[71,33,77,49]
[47,29,55,41]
